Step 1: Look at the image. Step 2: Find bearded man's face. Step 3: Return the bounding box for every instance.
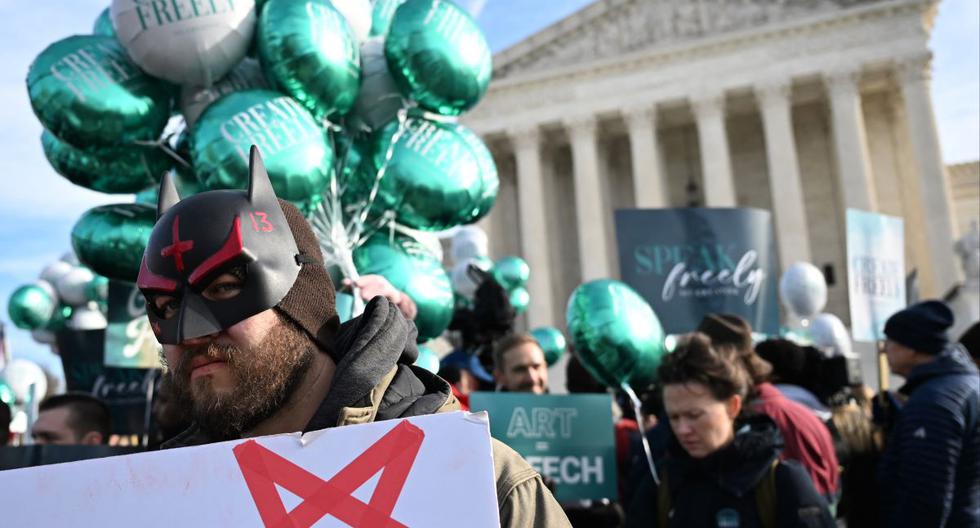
[162,308,314,439]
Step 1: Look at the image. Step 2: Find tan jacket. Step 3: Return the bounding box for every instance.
[335,366,572,527]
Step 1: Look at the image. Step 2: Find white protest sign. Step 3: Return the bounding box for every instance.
[846,208,906,342]
[0,412,499,527]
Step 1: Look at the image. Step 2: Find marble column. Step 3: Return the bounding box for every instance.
[565,115,613,281]
[692,92,737,207]
[508,124,556,328]
[897,55,962,293]
[622,104,669,208]
[825,68,878,211]
[756,80,812,269]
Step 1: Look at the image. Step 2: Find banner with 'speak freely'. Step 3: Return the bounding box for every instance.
[615,208,781,335]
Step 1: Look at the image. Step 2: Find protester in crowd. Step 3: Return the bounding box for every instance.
[0,401,10,446]
[32,392,110,445]
[626,333,835,527]
[138,149,568,527]
[438,349,495,410]
[878,301,979,527]
[830,386,882,528]
[697,314,840,500]
[147,374,191,450]
[493,333,549,394]
[959,320,980,368]
[755,339,832,421]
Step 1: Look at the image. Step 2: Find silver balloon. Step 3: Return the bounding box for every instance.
[69,303,108,331]
[332,0,373,43]
[111,0,256,86]
[32,280,59,305]
[39,261,73,285]
[349,37,404,131]
[451,225,489,264]
[810,313,853,357]
[31,330,57,345]
[1,359,48,404]
[55,267,95,306]
[180,58,270,127]
[779,262,828,319]
[60,251,80,266]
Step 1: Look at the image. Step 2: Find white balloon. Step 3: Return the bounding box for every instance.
[779,262,828,318]
[451,226,489,263]
[33,280,59,305]
[111,0,256,86]
[180,58,270,127]
[60,251,80,266]
[30,330,57,345]
[56,267,95,306]
[810,313,853,357]
[349,37,404,131]
[70,303,108,331]
[39,261,73,285]
[1,359,48,404]
[331,0,372,43]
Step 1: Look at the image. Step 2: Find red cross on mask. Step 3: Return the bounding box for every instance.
[160,216,194,273]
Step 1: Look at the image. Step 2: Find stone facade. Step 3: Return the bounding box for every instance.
[462,0,961,331]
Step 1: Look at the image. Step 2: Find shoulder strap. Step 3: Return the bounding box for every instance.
[754,458,779,528]
[657,471,671,528]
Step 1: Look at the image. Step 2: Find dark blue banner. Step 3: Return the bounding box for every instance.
[614,208,780,335]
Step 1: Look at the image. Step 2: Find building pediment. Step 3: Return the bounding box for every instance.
[494,0,887,79]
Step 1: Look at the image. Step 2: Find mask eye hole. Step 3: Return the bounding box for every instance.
[201,266,246,302]
[148,294,180,320]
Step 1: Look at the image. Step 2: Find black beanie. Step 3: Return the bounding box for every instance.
[755,339,807,385]
[274,199,339,358]
[883,300,954,355]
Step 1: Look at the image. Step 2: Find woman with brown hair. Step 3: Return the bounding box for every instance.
[626,333,834,528]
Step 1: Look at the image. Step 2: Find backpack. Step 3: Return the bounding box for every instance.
[656,458,779,528]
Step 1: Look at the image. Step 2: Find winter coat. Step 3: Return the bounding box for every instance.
[878,344,980,528]
[165,297,570,527]
[625,415,835,528]
[751,382,840,497]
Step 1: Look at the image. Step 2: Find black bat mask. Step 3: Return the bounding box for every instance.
[138,146,303,344]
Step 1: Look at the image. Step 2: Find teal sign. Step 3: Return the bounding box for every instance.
[468,392,617,501]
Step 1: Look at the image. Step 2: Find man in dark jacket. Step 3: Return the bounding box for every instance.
[139,148,569,526]
[879,301,980,528]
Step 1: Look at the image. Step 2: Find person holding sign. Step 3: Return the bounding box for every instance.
[626,333,834,528]
[137,147,570,527]
[877,301,980,528]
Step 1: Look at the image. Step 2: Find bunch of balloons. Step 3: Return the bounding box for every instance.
[7,253,109,346]
[26,0,499,304]
[491,256,531,314]
[778,262,853,357]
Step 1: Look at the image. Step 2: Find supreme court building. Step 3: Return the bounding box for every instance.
[463,0,967,330]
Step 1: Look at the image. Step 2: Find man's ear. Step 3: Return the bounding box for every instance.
[79,430,104,446]
[726,394,743,420]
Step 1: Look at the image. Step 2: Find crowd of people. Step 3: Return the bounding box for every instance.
[2,155,978,528]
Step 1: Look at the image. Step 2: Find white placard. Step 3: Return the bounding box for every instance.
[0,412,499,527]
[846,208,906,342]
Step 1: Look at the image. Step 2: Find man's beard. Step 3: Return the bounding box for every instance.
[169,316,315,440]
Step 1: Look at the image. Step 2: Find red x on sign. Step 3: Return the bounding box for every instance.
[233,420,425,528]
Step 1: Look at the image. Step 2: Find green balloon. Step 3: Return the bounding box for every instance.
[385,0,492,115]
[492,256,530,291]
[7,284,57,330]
[93,8,115,37]
[42,131,169,194]
[353,232,454,341]
[258,0,360,121]
[531,326,567,367]
[566,279,666,388]
[414,345,440,374]
[370,0,405,37]
[43,305,73,332]
[509,286,529,314]
[0,379,13,406]
[85,275,110,303]
[27,35,172,147]
[354,116,497,231]
[192,89,333,213]
[71,203,156,283]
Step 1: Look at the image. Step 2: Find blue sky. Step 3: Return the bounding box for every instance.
[0,0,977,373]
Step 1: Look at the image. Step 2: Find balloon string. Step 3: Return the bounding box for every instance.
[350,108,409,235]
[621,382,660,486]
